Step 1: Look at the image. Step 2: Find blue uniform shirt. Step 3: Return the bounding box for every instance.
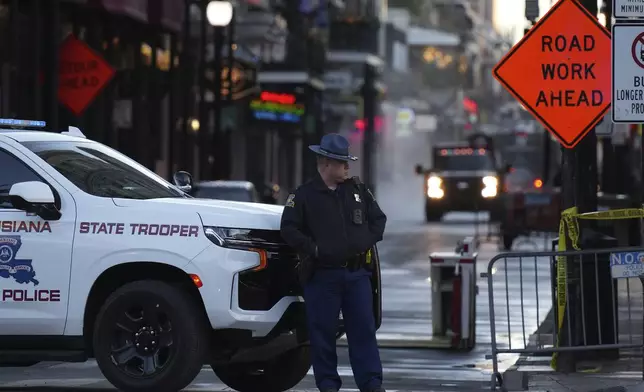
[280,174,387,268]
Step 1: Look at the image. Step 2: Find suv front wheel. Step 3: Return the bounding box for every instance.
[212,346,311,392]
[93,280,208,392]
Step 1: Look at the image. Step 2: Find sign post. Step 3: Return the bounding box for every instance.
[494,0,610,371]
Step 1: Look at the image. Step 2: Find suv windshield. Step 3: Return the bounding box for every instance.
[194,187,254,202]
[433,147,495,171]
[22,141,185,199]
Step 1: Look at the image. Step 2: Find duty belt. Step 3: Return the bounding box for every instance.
[341,253,365,272]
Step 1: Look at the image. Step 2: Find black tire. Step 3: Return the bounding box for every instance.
[93,280,208,392]
[425,207,443,222]
[502,234,515,251]
[212,346,311,392]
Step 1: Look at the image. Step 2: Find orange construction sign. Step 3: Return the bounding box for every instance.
[58,35,115,117]
[492,0,611,149]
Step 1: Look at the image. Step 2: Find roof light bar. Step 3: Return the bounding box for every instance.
[0,119,46,128]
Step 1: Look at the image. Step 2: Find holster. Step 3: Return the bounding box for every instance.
[296,254,315,286]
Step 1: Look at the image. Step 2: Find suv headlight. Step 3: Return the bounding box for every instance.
[204,227,283,270]
[204,227,281,248]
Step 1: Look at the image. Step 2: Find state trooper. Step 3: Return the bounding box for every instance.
[280,133,387,392]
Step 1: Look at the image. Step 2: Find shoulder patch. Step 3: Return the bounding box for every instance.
[285,193,296,207]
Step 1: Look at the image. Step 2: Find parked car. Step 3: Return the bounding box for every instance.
[192,180,260,202]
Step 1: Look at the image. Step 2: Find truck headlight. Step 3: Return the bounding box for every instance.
[427,176,444,199]
[481,176,498,198]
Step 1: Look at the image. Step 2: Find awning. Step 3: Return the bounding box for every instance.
[148,0,184,32]
[100,0,148,23]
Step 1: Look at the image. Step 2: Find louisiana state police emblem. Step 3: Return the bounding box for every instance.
[0,236,39,286]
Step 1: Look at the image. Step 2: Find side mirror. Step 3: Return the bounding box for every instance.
[173,171,193,193]
[414,164,424,175]
[9,181,61,221]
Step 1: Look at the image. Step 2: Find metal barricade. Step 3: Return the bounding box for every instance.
[485,247,644,390]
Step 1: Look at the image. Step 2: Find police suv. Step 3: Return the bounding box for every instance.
[415,139,509,222]
[0,120,382,392]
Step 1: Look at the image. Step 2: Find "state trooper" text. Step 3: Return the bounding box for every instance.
[79,222,199,237]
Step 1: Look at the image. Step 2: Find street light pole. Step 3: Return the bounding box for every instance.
[212,27,223,178]
[206,0,233,178]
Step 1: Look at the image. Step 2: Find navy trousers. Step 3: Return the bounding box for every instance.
[303,267,383,392]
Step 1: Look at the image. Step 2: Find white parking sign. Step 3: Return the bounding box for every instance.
[612,24,644,123]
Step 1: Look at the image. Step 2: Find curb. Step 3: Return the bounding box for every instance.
[338,336,439,349]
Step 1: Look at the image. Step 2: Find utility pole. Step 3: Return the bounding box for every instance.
[571,0,599,214]
[600,0,615,195]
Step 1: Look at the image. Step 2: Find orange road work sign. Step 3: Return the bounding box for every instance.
[492,0,611,149]
[58,35,116,117]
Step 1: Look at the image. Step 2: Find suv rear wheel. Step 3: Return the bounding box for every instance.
[93,280,207,392]
[212,346,310,392]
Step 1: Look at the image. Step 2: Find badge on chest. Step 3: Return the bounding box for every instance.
[352,209,363,224]
[354,193,361,202]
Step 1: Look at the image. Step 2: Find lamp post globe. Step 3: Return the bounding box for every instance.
[206,1,233,27]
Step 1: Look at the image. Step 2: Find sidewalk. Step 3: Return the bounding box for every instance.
[502,278,644,392]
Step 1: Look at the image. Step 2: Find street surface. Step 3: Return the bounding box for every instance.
[0,133,554,391]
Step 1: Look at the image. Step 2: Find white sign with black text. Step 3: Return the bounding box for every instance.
[611,24,644,123]
[614,0,644,19]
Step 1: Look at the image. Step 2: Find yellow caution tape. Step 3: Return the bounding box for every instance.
[551,206,644,369]
[552,206,577,369]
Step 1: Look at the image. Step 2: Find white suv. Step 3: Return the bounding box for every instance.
[0,120,383,392]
